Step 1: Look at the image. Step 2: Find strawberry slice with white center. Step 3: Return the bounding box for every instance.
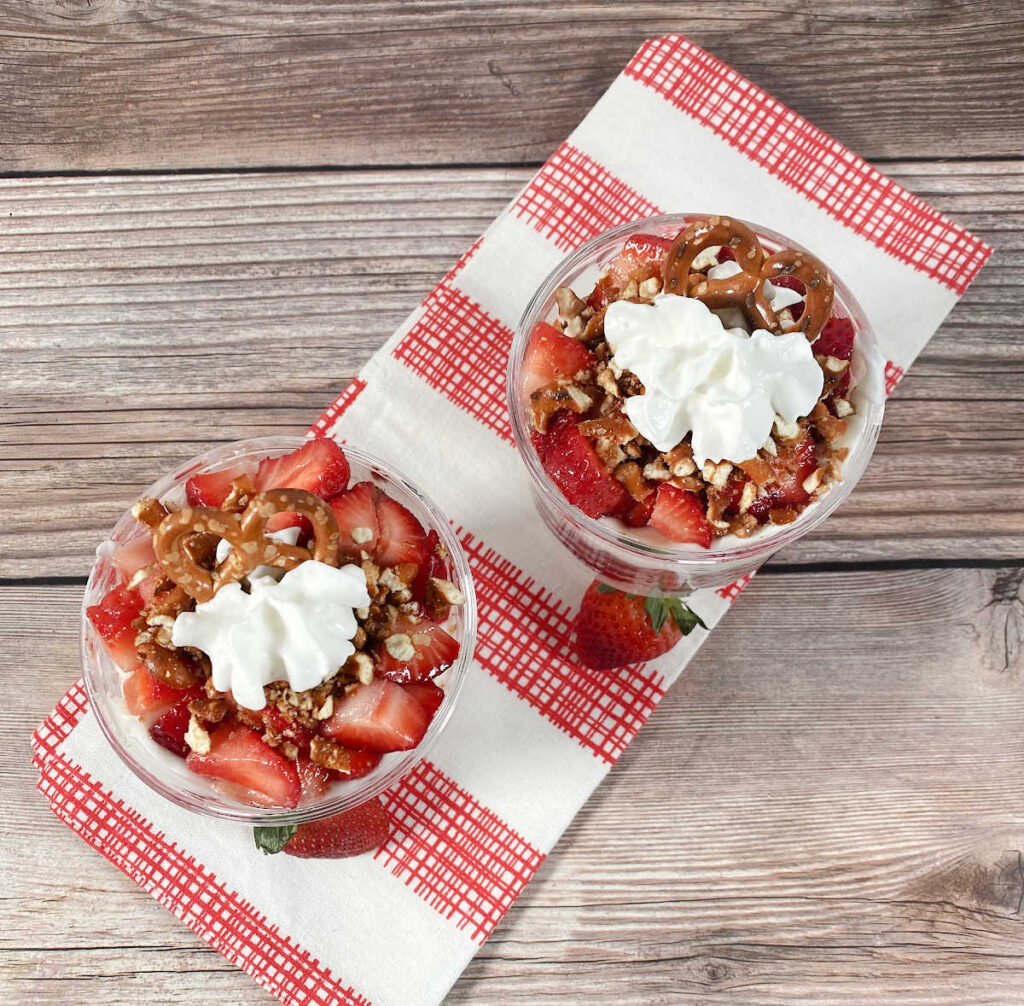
[321,678,444,753]
[376,494,430,566]
[186,723,301,809]
[375,616,459,684]
[649,484,713,547]
[123,667,189,726]
[185,463,248,507]
[255,437,350,501]
[331,481,382,560]
[523,321,596,398]
[111,536,157,582]
[606,233,671,287]
[87,584,144,671]
[331,482,430,566]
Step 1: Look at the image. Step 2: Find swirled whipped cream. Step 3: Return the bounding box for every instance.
[603,294,823,467]
[171,561,371,710]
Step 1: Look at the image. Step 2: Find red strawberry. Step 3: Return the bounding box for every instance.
[532,412,631,519]
[186,723,301,809]
[375,616,459,684]
[148,685,204,758]
[410,530,449,597]
[573,581,706,671]
[186,464,249,507]
[606,233,672,287]
[111,537,157,582]
[522,321,596,397]
[123,667,186,726]
[331,481,381,560]
[296,755,332,800]
[376,494,430,566]
[255,799,391,859]
[322,678,443,753]
[264,510,313,544]
[814,316,855,360]
[765,433,817,507]
[256,438,350,501]
[624,492,656,527]
[87,584,144,671]
[648,484,713,547]
[716,245,737,264]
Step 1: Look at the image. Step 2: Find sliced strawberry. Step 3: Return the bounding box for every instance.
[296,754,332,801]
[264,511,313,545]
[765,433,817,507]
[331,481,382,560]
[716,245,737,264]
[186,723,301,809]
[815,316,855,360]
[267,799,391,859]
[87,585,144,671]
[410,530,447,598]
[321,678,443,753]
[624,492,656,528]
[522,321,596,397]
[532,412,631,519]
[256,438,350,501]
[123,667,186,726]
[148,685,204,758]
[111,537,157,582]
[573,581,706,670]
[376,494,430,566]
[649,484,713,547]
[375,616,459,684]
[185,464,248,507]
[606,233,672,287]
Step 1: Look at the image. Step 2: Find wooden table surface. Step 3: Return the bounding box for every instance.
[3,4,1023,1004]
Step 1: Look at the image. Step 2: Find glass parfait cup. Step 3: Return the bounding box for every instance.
[507,213,886,597]
[81,435,477,826]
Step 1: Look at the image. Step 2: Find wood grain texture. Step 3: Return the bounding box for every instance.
[1,164,1022,577]
[6,565,1023,1003]
[0,1,1023,172]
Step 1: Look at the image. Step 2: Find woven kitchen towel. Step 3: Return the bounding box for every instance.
[33,35,990,1006]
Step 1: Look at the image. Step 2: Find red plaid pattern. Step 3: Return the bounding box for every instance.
[715,573,753,603]
[310,377,367,437]
[375,760,543,943]
[884,360,905,396]
[461,532,667,763]
[625,36,991,295]
[36,749,368,1006]
[392,285,513,443]
[512,142,662,251]
[31,678,88,761]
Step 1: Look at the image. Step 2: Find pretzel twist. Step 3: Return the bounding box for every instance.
[153,488,341,603]
[662,217,765,304]
[661,217,835,342]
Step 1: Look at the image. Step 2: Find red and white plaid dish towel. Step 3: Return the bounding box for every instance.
[33,36,990,1006]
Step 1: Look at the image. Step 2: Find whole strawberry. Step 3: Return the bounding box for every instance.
[254,798,390,859]
[573,580,706,671]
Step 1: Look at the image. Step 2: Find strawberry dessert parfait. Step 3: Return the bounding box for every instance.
[83,436,476,828]
[509,214,885,596]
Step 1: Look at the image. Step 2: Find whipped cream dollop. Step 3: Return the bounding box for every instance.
[171,561,371,710]
[603,294,823,466]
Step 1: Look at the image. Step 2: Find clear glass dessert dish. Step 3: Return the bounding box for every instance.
[81,435,477,826]
[507,213,886,596]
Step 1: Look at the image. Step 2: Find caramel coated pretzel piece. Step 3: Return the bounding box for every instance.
[153,488,341,603]
[661,216,835,342]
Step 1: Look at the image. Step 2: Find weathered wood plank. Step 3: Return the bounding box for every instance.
[1,165,1021,576]
[6,565,1023,1002]
[0,2,1023,172]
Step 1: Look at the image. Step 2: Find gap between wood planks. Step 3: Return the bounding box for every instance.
[0,153,1021,180]
[6,557,1022,590]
